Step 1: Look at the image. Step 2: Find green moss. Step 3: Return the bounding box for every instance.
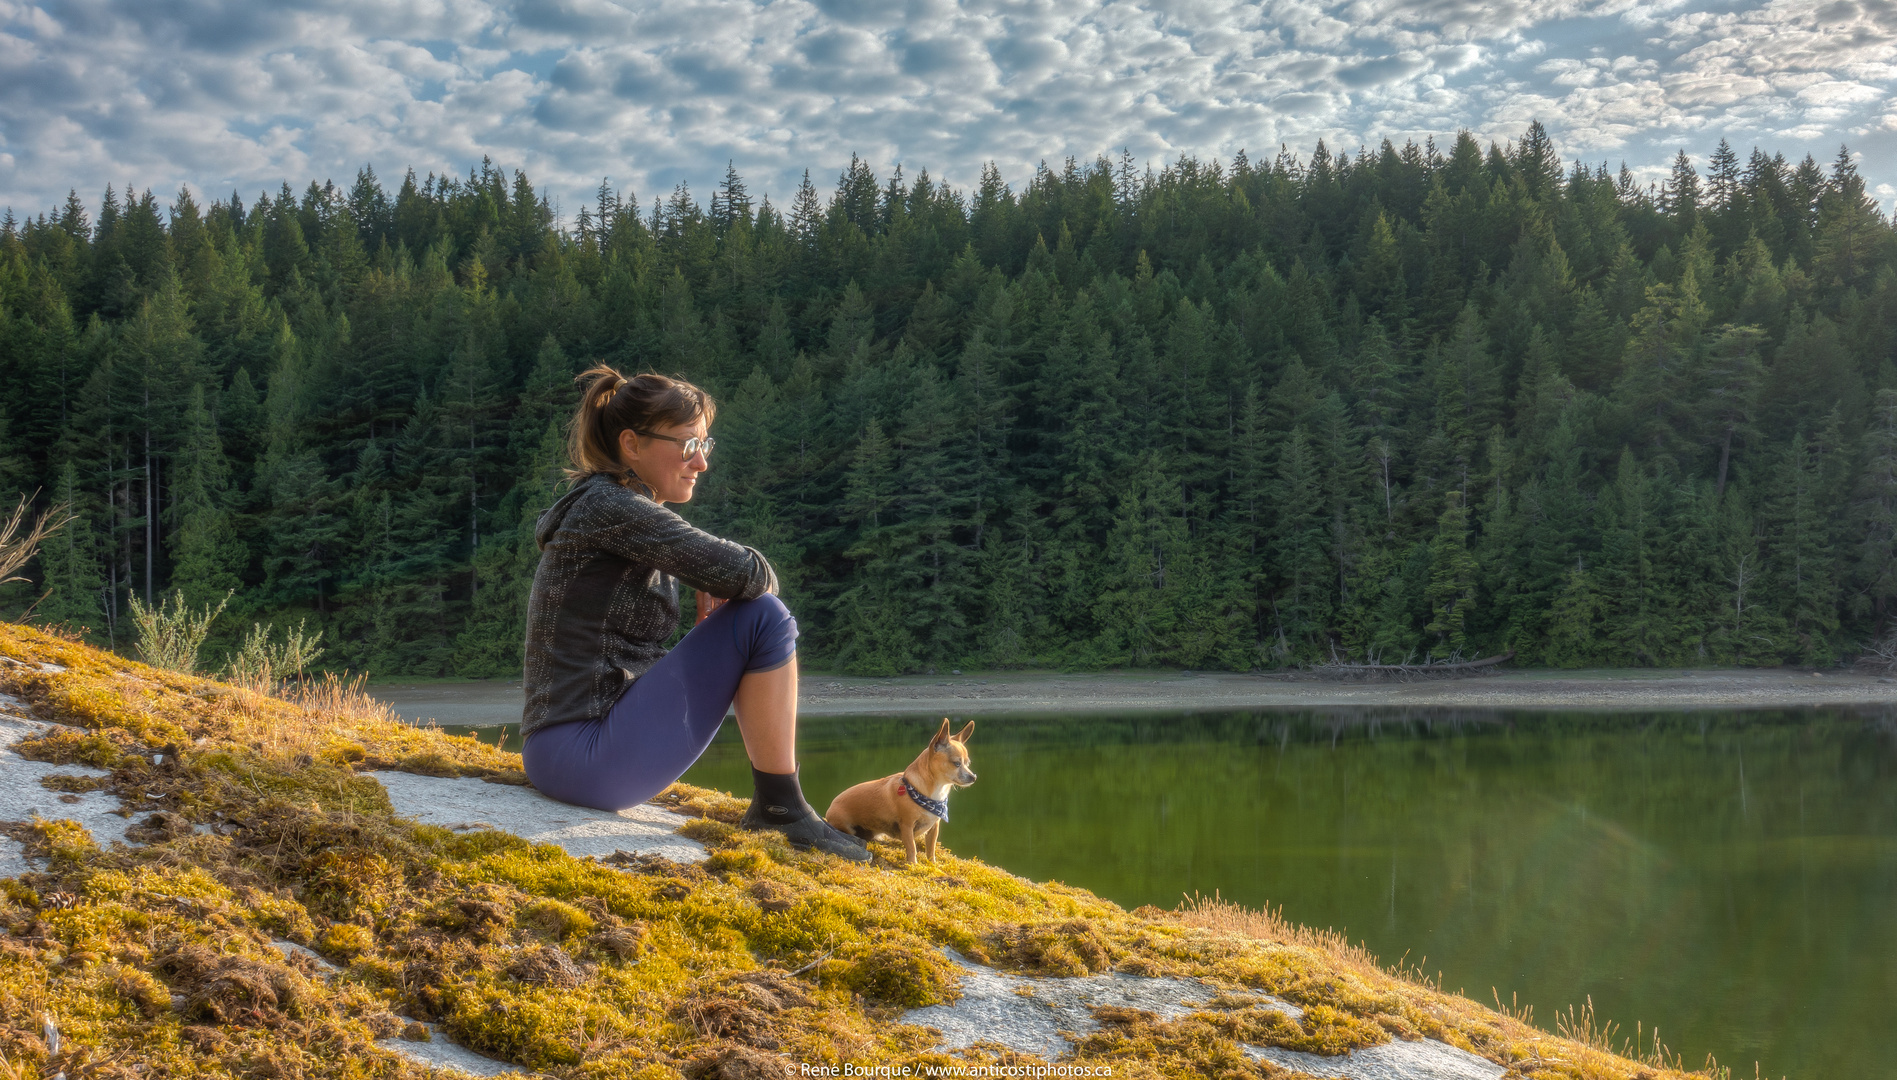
[518,898,596,942]
[677,816,740,847]
[825,937,962,1007]
[13,727,126,767]
[394,750,459,776]
[704,846,773,877]
[13,816,101,864]
[988,917,1121,976]
[319,923,376,960]
[37,772,109,793]
[442,983,624,1068]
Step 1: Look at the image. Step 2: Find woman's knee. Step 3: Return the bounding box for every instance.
[720,593,798,670]
[740,591,791,619]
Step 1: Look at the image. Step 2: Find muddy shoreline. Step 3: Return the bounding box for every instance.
[798,667,1897,715]
[367,667,1897,726]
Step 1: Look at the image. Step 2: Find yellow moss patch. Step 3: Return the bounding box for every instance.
[319,923,376,960]
[988,916,1121,976]
[12,728,126,768]
[518,898,596,942]
[822,936,962,1007]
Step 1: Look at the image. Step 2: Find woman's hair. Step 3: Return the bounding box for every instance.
[567,366,717,482]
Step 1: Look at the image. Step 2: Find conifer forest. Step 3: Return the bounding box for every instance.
[4,123,1897,675]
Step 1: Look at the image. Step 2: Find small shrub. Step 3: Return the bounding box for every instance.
[127,591,230,674]
[224,619,325,686]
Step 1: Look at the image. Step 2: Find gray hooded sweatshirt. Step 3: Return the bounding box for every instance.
[521,473,778,737]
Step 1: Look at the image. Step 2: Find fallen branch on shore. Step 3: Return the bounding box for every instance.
[1307,651,1515,682]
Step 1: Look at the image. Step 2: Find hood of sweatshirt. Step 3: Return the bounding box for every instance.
[535,474,614,550]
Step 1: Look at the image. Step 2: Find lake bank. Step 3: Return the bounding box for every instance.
[368,666,1897,727]
[801,667,1897,714]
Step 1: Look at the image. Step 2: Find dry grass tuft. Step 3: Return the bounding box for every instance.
[1170,889,1395,980]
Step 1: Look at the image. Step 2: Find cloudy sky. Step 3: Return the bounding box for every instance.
[1,0,1894,220]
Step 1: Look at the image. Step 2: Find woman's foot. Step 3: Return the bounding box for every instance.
[741,765,869,861]
[740,803,871,861]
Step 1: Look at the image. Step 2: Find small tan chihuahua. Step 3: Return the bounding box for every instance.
[825,718,976,864]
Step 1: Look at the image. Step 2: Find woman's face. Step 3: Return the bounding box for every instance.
[618,417,710,504]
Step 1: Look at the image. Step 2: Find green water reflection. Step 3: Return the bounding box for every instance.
[444,708,1894,1077]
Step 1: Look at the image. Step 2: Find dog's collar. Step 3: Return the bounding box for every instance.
[899,776,948,822]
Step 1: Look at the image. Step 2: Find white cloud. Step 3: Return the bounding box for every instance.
[0,0,1892,219]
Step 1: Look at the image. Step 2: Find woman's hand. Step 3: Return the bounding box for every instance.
[695,590,725,625]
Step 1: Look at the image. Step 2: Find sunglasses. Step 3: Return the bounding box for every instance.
[634,430,715,460]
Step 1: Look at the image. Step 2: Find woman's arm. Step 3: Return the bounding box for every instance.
[575,490,778,600]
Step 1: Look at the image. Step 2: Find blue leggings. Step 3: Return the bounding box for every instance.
[522,594,798,811]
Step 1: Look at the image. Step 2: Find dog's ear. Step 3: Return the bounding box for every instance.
[931,717,951,748]
[954,721,974,745]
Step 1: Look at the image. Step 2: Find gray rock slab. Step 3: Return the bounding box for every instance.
[907,951,1504,1079]
[904,948,1297,1059]
[372,772,705,862]
[1245,1038,1506,1079]
[0,712,137,878]
[377,1022,532,1077]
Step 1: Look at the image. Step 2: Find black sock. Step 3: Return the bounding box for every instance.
[749,767,815,825]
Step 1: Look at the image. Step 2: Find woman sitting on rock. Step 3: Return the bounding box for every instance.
[520,366,868,861]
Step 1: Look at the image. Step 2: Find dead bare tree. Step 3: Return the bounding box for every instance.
[0,492,74,592]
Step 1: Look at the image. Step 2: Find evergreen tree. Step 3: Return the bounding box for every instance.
[830,419,909,674]
[1269,427,1331,660]
[1811,146,1889,294]
[1855,389,1897,631]
[33,459,105,634]
[1422,491,1477,653]
[166,384,246,611]
[1688,324,1766,495]
[453,420,565,676]
[1094,452,1187,666]
[1762,422,1846,662]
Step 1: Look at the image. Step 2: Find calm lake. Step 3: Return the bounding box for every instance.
[435,706,1897,1079]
